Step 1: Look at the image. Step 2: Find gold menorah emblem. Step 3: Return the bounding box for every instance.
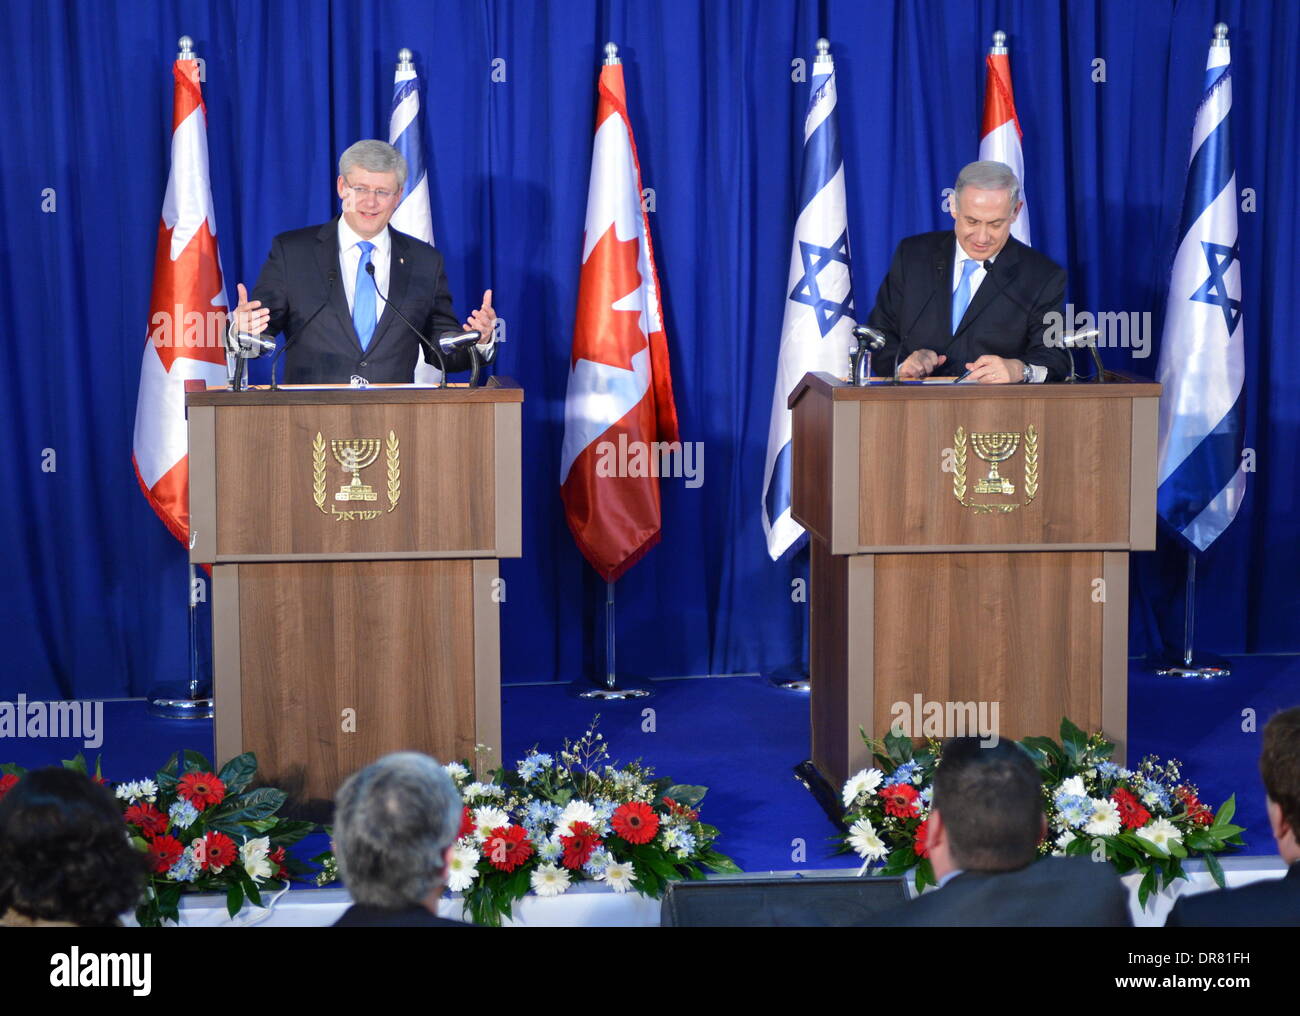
[331,438,381,502]
[970,432,1020,495]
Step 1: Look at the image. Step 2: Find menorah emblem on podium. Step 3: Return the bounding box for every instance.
[331,438,381,502]
[971,432,1020,495]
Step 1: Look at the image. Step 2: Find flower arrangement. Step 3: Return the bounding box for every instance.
[1,751,320,926]
[435,719,741,925]
[839,718,1245,908]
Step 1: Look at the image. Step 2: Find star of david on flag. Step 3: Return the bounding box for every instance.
[1155,26,1247,553]
[761,46,855,560]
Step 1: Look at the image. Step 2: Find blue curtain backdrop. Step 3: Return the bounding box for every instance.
[2,0,1296,700]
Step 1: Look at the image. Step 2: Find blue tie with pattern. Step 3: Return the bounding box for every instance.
[951,258,980,334]
[353,240,377,350]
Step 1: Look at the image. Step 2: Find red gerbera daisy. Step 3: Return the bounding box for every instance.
[124,802,169,838]
[458,805,476,840]
[198,831,238,872]
[560,821,602,870]
[485,825,534,872]
[0,773,18,802]
[881,783,920,819]
[913,815,932,858]
[146,835,184,873]
[177,771,226,810]
[1111,787,1151,830]
[611,802,660,845]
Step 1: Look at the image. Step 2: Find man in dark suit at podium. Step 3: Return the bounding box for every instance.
[876,738,1131,927]
[866,160,1070,383]
[230,139,496,384]
[1166,706,1300,927]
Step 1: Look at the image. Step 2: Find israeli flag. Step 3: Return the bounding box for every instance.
[761,49,855,560]
[388,56,441,385]
[1156,26,1246,553]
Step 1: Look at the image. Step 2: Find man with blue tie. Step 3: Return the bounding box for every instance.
[865,161,1069,383]
[230,140,495,384]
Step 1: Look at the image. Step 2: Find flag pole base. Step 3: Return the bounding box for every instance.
[768,664,810,692]
[567,679,654,701]
[1151,655,1231,680]
[146,682,214,720]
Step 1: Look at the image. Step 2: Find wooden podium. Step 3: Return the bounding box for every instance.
[788,372,1160,789]
[186,381,522,799]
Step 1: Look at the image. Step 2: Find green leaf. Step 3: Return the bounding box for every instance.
[0,763,26,778]
[267,819,317,848]
[226,882,244,918]
[1203,849,1226,889]
[1137,867,1156,909]
[183,749,214,774]
[660,784,707,808]
[207,788,287,830]
[1059,717,1088,749]
[217,753,259,796]
[1212,794,1236,829]
[698,851,743,874]
[61,752,88,775]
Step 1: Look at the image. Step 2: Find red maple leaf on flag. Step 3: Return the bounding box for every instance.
[571,225,645,370]
[147,218,228,372]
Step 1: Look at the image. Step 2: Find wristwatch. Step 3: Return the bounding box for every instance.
[1019,360,1031,383]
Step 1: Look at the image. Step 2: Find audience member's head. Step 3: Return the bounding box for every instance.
[0,767,149,927]
[1260,706,1300,864]
[928,738,1044,878]
[333,752,462,912]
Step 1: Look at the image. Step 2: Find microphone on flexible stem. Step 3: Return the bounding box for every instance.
[268,269,337,390]
[227,331,274,391]
[849,325,886,386]
[365,262,448,387]
[439,330,486,388]
[1060,328,1104,383]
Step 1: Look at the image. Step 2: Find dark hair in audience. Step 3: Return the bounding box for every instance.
[1260,706,1300,836]
[0,767,149,926]
[932,738,1043,871]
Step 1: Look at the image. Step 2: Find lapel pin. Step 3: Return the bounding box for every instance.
[399,257,405,265]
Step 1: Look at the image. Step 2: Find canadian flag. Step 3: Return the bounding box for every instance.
[560,60,679,582]
[132,59,230,545]
[979,35,1031,245]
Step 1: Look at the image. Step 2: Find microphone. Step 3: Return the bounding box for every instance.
[365,262,448,387]
[849,325,886,386]
[269,269,337,390]
[1060,328,1104,383]
[439,330,484,352]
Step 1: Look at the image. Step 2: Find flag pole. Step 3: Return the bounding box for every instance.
[1153,548,1231,679]
[144,35,216,720]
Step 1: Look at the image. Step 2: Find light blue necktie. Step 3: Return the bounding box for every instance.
[353,240,377,350]
[951,258,980,334]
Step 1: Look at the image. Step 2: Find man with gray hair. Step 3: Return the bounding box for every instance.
[231,139,496,384]
[332,752,473,927]
[865,160,1069,383]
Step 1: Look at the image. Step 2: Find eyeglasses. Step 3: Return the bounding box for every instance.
[345,184,397,202]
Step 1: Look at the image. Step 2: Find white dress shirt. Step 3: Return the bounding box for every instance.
[952,241,1045,383]
[338,218,391,319]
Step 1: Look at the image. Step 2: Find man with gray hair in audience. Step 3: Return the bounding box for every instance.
[332,752,473,927]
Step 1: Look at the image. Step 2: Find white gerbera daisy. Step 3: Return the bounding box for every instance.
[842,768,885,809]
[1054,829,1077,856]
[446,843,480,892]
[1135,817,1183,853]
[530,863,571,898]
[241,837,274,881]
[1056,775,1087,800]
[1084,798,1121,836]
[847,818,889,862]
[443,762,470,783]
[599,861,637,893]
[472,806,511,842]
[554,800,600,838]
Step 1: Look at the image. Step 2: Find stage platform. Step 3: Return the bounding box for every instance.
[4,657,1296,924]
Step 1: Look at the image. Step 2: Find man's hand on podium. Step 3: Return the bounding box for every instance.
[963,355,1024,384]
[897,349,946,379]
[232,283,270,337]
[463,289,496,344]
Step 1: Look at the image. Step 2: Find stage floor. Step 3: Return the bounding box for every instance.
[4,656,1295,873]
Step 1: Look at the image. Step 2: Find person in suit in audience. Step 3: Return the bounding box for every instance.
[875,737,1131,927]
[332,752,473,927]
[0,767,150,927]
[1166,706,1300,927]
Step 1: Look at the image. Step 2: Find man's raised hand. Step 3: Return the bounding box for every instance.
[463,289,496,342]
[232,283,270,335]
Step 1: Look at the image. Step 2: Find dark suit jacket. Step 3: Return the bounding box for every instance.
[332,903,473,927]
[1164,861,1300,927]
[866,231,1070,381]
[874,856,1132,927]
[251,219,483,384]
